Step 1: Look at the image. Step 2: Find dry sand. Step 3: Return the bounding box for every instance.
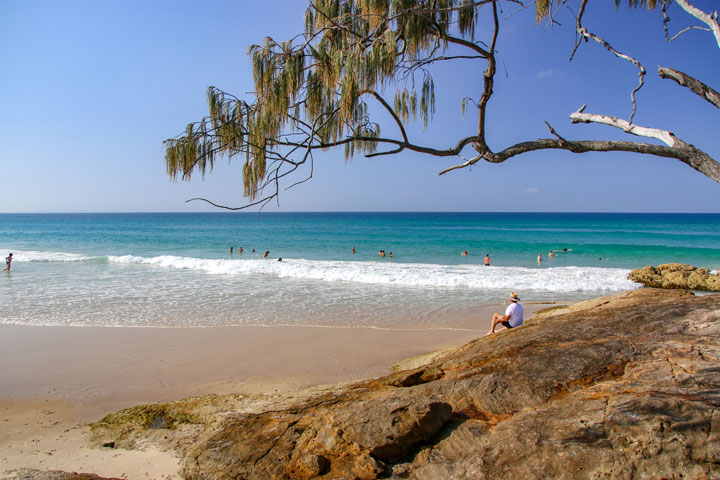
[0,303,549,480]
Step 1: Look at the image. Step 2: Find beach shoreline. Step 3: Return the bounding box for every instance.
[0,303,549,479]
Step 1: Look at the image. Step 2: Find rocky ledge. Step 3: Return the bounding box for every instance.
[1,470,123,480]
[629,263,720,291]
[91,288,720,479]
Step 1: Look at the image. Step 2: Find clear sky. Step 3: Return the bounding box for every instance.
[1,0,719,213]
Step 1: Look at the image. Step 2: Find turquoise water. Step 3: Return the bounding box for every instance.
[1,212,718,328]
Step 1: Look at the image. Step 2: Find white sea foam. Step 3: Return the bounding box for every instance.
[106,254,637,292]
[3,249,93,262]
[2,250,640,329]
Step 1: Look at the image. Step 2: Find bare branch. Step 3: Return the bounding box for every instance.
[673,0,720,49]
[473,0,500,150]
[569,109,677,147]
[544,121,569,147]
[286,152,315,190]
[438,157,477,175]
[440,136,720,184]
[658,66,720,110]
[364,146,405,157]
[185,195,278,211]
[571,0,646,123]
[662,1,712,42]
[360,90,409,143]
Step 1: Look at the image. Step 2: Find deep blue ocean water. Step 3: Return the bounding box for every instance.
[1,212,718,328]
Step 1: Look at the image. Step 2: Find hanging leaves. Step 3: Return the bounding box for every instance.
[166,0,492,200]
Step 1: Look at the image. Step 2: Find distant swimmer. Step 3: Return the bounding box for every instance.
[379,250,385,257]
[484,254,491,266]
[230,246,234,254]
[389,252,393,258]
[3,252,12,272]
[351,246,356,254]
[264,251,270,258]
[548,250,555,257]
[238,246,243,254]
[278,257,282,262]
[252,248,256,253]
[537,253,542,263]
[461,251,469,256]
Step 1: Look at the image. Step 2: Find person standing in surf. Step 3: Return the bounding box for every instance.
[3,252,12,272]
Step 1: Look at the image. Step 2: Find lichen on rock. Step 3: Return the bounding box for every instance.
[629,263,720,291]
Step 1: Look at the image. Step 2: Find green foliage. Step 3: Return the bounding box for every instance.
[165,0,489,200]
[165,0,664,202]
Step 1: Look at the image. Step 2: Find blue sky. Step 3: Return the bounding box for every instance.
[1,0,719,213]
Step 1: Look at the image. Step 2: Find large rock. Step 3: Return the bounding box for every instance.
[93,288,720,479]
[629,263,720,291]
[1,469,124,480]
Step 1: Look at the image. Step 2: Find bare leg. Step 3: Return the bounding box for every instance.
[486,313,505,336]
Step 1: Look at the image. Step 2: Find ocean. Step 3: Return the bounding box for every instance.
[1,212,718,329]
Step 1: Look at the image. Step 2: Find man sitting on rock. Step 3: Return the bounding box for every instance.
[486,292,524,335]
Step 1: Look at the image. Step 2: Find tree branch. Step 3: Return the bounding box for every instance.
[474,0,499,151]
[662,0,712,42]
[571,0,646,123]
[569,108,677,147]
[673,0,720,49]
[439,136,720,184]
[168,0,720,212]
[185,195,277,211]
[658,66,720,110]
[360,89,409,143]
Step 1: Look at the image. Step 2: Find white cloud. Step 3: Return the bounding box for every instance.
[525,188,540,194]
[537,69,555,79]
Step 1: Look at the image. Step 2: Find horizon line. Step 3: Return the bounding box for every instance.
[1,211,719,215]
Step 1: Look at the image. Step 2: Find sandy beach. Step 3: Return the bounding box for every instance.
[0,303,549,479]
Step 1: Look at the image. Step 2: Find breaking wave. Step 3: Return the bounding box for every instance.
[5,249,638,292]
[106,254,636,293]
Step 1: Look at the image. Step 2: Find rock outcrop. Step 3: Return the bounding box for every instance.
[629,263,720,291]
[92,288,720,479]
[1,469,123,480]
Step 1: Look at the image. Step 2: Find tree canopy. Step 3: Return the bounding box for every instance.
[164,0,720,209]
